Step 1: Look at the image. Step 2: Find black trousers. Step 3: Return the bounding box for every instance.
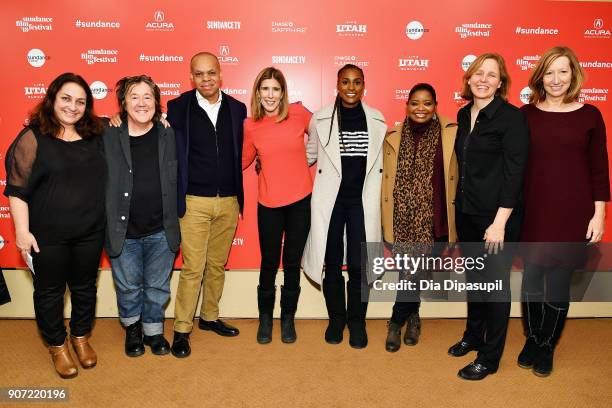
[456,211,521,370]
[257,195,311,291]
[390,235,448,324]
[522,263,573,309]
[32,230,104,346]
[324,197,367,291]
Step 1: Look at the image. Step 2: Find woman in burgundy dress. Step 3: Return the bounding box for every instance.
[519,46,610,377]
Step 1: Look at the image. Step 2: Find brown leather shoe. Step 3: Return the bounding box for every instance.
[49,340,78,379]
[70,334,97,368]
[385,321,402,352]
[403,313,421,346]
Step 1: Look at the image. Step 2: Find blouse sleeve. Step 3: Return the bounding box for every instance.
[588,106,610,201]
[3,128,38,201]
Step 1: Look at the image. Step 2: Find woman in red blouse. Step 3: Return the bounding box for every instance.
[243,67,312,344]
[519,46,610,377]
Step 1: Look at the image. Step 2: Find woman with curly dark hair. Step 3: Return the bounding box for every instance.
[4,72,105,379]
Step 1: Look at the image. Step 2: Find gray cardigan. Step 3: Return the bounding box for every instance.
[103,122,180,257]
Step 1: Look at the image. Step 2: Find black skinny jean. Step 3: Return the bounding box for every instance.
[257,195,311,291]
[456,211,521,370]
[32,230,104,346]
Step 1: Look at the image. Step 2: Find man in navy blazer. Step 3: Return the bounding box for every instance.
[167,52,247,358]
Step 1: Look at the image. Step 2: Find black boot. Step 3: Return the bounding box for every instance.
[347,284,368,349]
[323,278,346,344]
[124,320,145,357]
[518,297,543,369]
[533,303,568,377]
[257,286,276,344]
[280,286,300,343]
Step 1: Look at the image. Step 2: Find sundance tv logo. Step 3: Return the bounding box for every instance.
[398,56,429,71]
[272,55,306,64]
[206,20,241,30]
[336,21,367,37]
[146,11,175,31]
[27,48,49,67]
[406,21,429,40]
[585,18,610,39]
[24,83,47,99]
[16,16,53,32]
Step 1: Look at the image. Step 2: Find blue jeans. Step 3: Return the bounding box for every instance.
[110,231,176,336]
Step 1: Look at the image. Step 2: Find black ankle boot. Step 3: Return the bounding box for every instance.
[347,285,368,349]
[280,286,300,343]
[323,278,346,344]
[518,298,544,368]
[124,320,144,357]
[533,303,568,377]
[257,286,276,344]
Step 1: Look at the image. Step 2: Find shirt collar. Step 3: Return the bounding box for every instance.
[463,94,504,120]
[195,89,223,107]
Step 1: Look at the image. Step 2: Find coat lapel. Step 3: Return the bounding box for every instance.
[363,102,385,175]
[119,122,132,169]
[157,123,166,175]
[316,104,342,175]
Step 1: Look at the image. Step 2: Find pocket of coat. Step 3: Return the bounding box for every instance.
[167,160,177,182]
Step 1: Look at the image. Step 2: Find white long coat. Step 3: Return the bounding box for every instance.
[301,102,387,285]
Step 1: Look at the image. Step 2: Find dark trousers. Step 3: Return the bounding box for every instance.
[324,197,367,291]
[456,211,521,370]
[32,230,104,346]
[257,195,311,291]
[390,235,448,325]
[522,263,572,309]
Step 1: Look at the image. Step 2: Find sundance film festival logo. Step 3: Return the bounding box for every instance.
[336,21,367,37]
[206,20,241,30]
[221,87,247,96]
[516,55,540,71]
[584,18,610,39]
[272,21,307,33]
[24,82,47,99]
[405,21,429,40]
[27,48,49,68]
[218,46,239,65]
[90,81,110,100]
[81,49,118,65]
[157,81,181,96]
[461,54,477,71]
[16,16,53,32]
[455,22,492,39]
[272,55,306,64]
[0,205,10,220]
[334,55,369,68]
[75,19,120,29]
[580,60,612,69]
[146,10,175,31]
[579,88,608,102]
[519,86,532,104]
[398,56,429,71]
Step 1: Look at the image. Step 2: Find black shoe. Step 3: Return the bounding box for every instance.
[257,314,273,344]
[144,334,170,355]
[124,320,145,357]
[281,314,296,344]
[280,286,300,344]
[404,313,421,346]
[348,320,368,349]
[533,343,555,377]
[325,318,345,344]
[517,335,539,369]
[323,279,346,344]
[458,362,496,381]
[198,319,240,337]
[385,321,402,353]
[171,331,191,358]
[448,340,478,357]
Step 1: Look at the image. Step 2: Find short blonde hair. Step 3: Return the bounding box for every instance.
[250,67,289,122]
[528,46,585,104]
[461,53,510,101]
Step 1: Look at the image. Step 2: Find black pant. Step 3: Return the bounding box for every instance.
[522,263,572,309]
[324,197,367,292]
[390,236,448,324]
[456,211,521,370]
[32,230,104,346]
[257,195,311,291]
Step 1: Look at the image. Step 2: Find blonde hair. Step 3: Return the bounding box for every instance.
[250,67,289,122]
[461,53,510,101]
[528,46,584,104]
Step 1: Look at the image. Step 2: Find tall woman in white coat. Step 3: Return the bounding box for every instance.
[302,64,387,348]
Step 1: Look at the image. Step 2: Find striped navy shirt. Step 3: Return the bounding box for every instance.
[338,102,368,199]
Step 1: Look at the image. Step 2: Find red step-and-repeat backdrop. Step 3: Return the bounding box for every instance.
[1,0,611,269]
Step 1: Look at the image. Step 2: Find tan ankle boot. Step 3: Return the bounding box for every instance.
[70,334,97,368]
[49,340,78,379]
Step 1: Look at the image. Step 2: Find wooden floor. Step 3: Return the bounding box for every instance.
[0,318,611,408]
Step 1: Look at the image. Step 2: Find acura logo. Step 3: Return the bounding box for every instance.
[594,18,603,29]
[219,45,230,56]
[154,11,165,22]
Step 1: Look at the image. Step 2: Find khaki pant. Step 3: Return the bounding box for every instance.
[173,195,239,333]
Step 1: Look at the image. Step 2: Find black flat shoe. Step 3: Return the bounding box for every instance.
[198,319,240,337]
[171,331,191,358]
[458,362,496,381]
[144,334,170,355]
[125,320,145,357]
[448,340,478,357]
